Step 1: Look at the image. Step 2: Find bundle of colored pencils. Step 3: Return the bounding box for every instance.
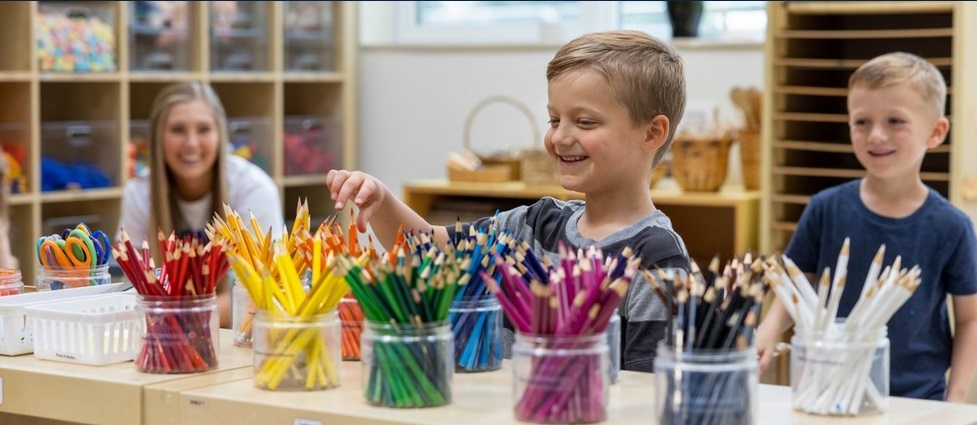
[339,294,364,360]
[650,255,765,425]
[488,243,636,424]
[113,229,227,373]
[447,221,512,372]
[342,229,463,408]
[765,239,917,415]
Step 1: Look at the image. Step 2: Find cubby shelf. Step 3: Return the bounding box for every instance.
[0,1,358,285]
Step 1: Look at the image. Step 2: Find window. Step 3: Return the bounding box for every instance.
[392,1,766,45]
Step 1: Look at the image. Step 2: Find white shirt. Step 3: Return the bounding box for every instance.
[119,155,283,244]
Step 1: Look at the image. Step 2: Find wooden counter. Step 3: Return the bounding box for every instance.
[173,362,977,425]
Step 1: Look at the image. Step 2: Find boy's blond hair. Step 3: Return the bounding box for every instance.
[848,52,947,117]
[547,30,686,167]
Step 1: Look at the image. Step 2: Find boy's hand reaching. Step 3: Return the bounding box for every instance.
[755,323,780,374]
[326,169,389,232]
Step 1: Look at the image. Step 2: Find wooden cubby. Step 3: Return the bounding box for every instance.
[0,1,358,286]
[761,1,977,253]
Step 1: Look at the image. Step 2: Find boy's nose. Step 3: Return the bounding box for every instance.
[867,125,886,143]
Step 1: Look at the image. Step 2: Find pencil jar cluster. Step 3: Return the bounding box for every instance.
[252,310,341,391]
[765,239,916,416]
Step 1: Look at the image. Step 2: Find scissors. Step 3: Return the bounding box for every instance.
[36,225,105,269]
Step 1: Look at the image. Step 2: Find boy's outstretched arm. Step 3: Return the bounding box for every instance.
[947,293,977,402]
[756,297,794,374]
[326,169,448,249]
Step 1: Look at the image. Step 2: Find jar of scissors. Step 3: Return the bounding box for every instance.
[36,223,111,290]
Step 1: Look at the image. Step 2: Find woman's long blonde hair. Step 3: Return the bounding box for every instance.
[147,82,229,258]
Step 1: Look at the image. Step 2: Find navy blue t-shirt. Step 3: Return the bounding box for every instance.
[786,179,977,400]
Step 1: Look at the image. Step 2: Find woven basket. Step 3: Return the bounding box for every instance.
[447,96,537,183]
[671,132,733,192]
[737,129,761,190]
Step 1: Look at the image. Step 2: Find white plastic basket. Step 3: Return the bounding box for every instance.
[0,283,128,356]
[26,292,143,365]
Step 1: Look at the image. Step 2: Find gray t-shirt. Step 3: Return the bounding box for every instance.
[448,197,690,372]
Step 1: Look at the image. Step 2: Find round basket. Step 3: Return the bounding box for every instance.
[448,96,539,183]
[671,133,733,192]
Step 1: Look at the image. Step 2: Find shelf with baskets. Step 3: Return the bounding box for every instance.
[0,1,358,286]
[760,1,977,253]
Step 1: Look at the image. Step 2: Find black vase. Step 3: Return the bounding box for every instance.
[667,1,704,38]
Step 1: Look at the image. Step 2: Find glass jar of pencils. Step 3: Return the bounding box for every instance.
[252,310,341,391]
[135,293,220,374]
[0,269,25,296]
[607,308,621,384]
[449,294,503,372]
[231,278,255,347]
[790,325,889,416]
[339,296,363,360]
[512,332,610,424]
[361,320,453,408]
[654,341,757,425]
[35,264,111,291]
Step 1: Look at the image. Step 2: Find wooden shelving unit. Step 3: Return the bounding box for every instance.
[0,1,358,285]
[760,1,977,253]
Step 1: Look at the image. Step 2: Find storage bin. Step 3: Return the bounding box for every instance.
[654,342,757,425]
[252,310,341,391]
[449,294,503,372]
[136,293,220,374]
[228,117,273,173]
[0,283,127,356]
[790,326,889,416]
[0,123,29,194]
[128,119,150,179]
[40,121,118,191]
[36,2,116,72]
[361,321,453,407]
[283,1,336,72]
[283,115,342,176]
[512,332,610,424]
[210,2,267,71]
[36,264,111,291]
[26,293,142,365]
[128,1,190,71]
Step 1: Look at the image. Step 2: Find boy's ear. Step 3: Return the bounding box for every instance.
[642,115,669,152]
[926,116,950,149]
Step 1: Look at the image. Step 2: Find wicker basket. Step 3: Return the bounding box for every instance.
[737,129,761,190]
[671,132,733,192]
[447,96,537,183]
[650,158,669,189]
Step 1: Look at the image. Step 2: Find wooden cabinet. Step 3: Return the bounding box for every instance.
[0,2,357,286]
[761,1,977,253]
[403,180,760,266]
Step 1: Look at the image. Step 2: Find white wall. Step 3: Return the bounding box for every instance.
[356,5,765,199]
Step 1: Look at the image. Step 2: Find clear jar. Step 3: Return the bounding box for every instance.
[35,264,111,291]
[252,310,341,391]
[361,321,453,408]
[338,296,362,360]
[512,332,609,424]
[135,294,220,374]
[232,280,255,347]
[0,269,25,296]
[654,342,757,425]
[790,326,889,416]
[607,308,621,384]
[449,294,503,372]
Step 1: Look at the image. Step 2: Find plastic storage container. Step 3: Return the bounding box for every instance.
[654,343,758,425]
[136,294,220,374]
[283,1,336,72]
[40,121,119,191]
[449,294,503,372]
[35,265,112,291]
[0,283,127,356]
[128,1,190,71]
[361,321,453,408]
[0,123,29,193]
[512,332,610,424]
[228,117,273,173]
[252,310,341,391]
[282,115,342,176]
[36,2,117,72]
[210,1,267,71]
[26,293,142,365]
[0,269,25,296]
[128,119,150,179]
[790,326,889,416]
[338,296,362,360]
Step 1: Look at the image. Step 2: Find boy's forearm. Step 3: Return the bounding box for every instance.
[947,305,977,402]
[759,297,795,336]
[370,195,448,250]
